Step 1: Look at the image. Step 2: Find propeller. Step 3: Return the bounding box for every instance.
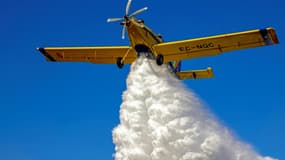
[107,0,148,39]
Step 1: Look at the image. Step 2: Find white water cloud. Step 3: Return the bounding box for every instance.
[113,56,277,160]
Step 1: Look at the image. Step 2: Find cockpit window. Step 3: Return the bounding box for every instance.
[137,19,144,24]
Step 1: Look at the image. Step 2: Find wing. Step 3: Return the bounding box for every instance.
[37,46,137,64]
[153,27,279,62]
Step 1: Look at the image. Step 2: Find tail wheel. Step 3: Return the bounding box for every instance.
[117,57,124,69]
[156,54,164,66]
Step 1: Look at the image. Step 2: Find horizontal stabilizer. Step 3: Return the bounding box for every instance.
[176,67,214,80]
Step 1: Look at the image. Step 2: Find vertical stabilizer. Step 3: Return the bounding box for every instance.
[174,61,182,72]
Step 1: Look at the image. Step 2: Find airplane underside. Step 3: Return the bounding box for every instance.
[128,44,214,80]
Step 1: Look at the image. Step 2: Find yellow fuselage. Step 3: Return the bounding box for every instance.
[126,17,162,56]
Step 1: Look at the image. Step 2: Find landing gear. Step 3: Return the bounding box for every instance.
[116,57,124,69]
[134,44,164,66]
[135,44,150,55]
[156,54,164,66]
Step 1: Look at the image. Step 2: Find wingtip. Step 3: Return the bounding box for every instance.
[207,67,214,78]
[37,47,56,62]
[37,47,45,52]
[260,27,279,45]
[266,27,279,44]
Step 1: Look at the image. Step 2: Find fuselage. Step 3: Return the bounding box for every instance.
[124,17,179,73]
[125,17,163,55]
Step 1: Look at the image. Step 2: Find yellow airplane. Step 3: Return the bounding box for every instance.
[37,0,279,80]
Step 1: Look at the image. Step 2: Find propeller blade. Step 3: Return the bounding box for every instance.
[122,25,126,39]
[129,7,148,17]
[125,0,132,15]
[107,18,124,23]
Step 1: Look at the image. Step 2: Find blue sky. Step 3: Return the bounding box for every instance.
[0,0,284,159]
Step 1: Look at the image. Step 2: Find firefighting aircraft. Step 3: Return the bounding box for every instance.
[37,0,279,80]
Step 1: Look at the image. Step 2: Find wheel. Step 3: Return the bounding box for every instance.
[156,54,164,66]
[116,57,124,69]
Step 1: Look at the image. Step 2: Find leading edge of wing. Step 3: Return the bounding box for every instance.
[156,27,279,47]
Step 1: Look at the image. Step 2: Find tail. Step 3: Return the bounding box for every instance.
[176,67,214,80]
[174,61,182,72]
[171,60,214,80]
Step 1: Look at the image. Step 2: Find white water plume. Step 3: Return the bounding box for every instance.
[113,56,276,160]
